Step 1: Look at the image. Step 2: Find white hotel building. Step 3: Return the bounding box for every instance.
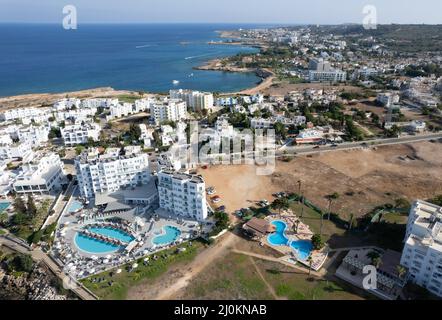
[13,152,66,195]
[60,123,101,146]
[170,89,214,111]
[150,99,187,125]
[400,200,442,297]
[157,170,208,221]
[75,147,151,199]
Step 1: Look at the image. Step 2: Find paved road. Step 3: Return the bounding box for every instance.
[0,235,97,300]
[278,132,442,157]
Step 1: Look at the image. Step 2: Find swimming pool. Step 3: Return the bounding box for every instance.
[74,227,135,254]
[152,226,181,245]
[267,220,313,260]
[75,233,121,254]
[88,227,135,243]
[267,220,290,246]
[67,200,83,213]
[0,202,10,214]
[290,240,313,261]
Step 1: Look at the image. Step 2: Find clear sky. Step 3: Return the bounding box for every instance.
[0,0,441,24]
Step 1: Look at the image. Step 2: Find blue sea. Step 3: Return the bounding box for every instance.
[0,23,265,97]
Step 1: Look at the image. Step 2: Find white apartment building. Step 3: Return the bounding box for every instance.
[53,98,81,111]
[107,103,134,120]
[75,147,151,199]
[11,125,50,146]
[81,98,118,109]
[157,170,208,221]
[0,107,50,123]
[55,108,97,123]
[0,141,34,162]
[13,152,66,195]
[251,116,306,129]
[400,200,442,297]
[250,118,273,129]
[134,98,154,113]
[139,124,154,148]
[150,99,187,125]
[0,161,16,196]
[60,122,101,146]
[377,93,400,108]
[170,89,214,111]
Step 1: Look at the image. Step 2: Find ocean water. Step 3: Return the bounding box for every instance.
[0,23,262,97]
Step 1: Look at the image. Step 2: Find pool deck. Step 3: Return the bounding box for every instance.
[52,194,206,279]
[261,210,328,271]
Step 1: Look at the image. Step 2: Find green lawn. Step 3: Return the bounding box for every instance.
[81,241,204,300]
[182,252,368,300]
[117,94,141,104]
[289,202,344,242]
[381,212,408,224]
[183,253,274,300]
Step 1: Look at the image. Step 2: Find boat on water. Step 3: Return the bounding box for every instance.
[172,80,180,85]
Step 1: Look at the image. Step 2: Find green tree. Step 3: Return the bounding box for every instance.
[27,195,37,218]
[13,197,27,215]
[311,234,324,250]
[274,122,288,140]
[12,254,34,273]
[396,265,407,279]
[271,198,290,215]
[366,251,382,268]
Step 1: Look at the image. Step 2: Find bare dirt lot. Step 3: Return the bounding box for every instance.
[199,164,280,215]
[199,141,442,220]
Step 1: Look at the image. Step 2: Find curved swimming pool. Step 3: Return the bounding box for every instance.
[290,240,313,261]
[152,226,181,245]
[267,220,290,246]
[74,227,135,254]
[267,220,313,260]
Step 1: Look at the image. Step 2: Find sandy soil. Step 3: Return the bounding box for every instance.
[0,87,141,111]
[199,164,280,215]
[197,141,442,221]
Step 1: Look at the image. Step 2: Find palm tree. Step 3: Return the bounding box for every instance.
[320,212,324,236]
[396,265,407,279]
[307,256,313,276]
[326,193,340,221]
[298,180,305,219]
[366,251,382,268]
[271,198,290,215]
[348,213,354,230]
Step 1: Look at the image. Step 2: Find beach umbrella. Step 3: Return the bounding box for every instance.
[132,263,138,269]
[116,269,122,274]
[103,259,109,264]
[144,257,149,262]
[89,268,95,274]
[91,255,98,261]
[106,255,112,259]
